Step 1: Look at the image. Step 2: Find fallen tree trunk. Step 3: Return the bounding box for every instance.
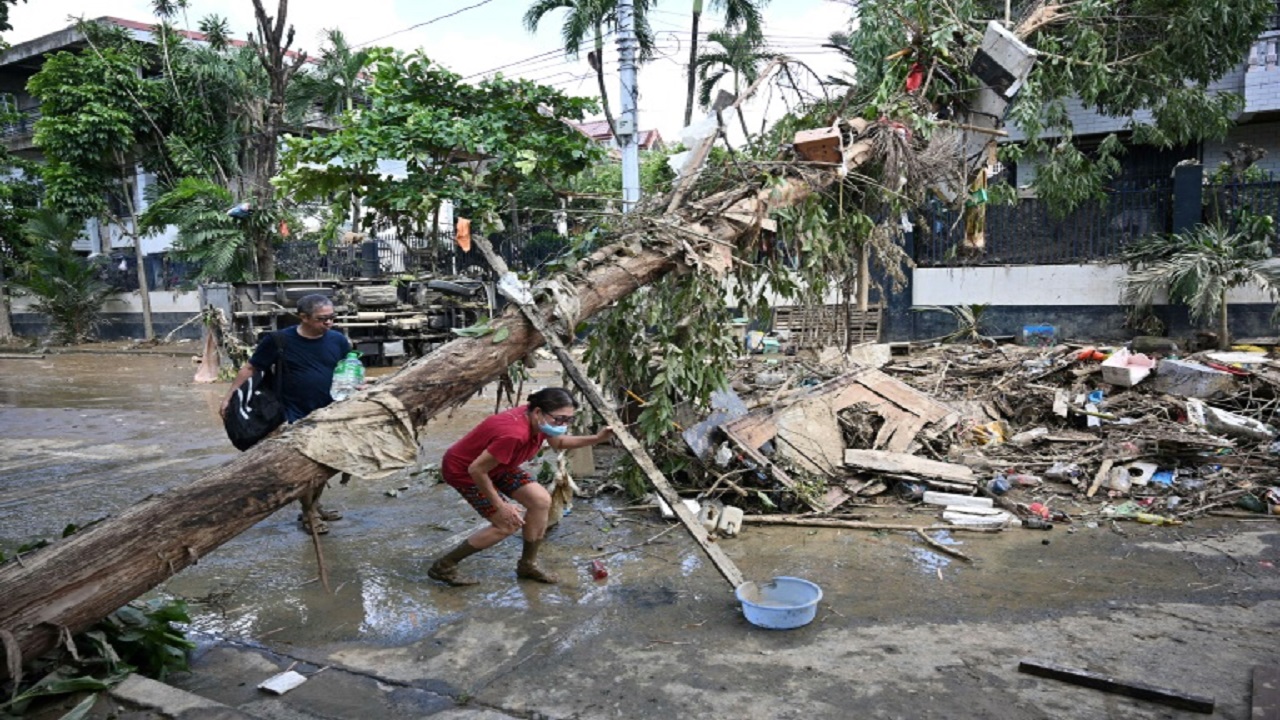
[0,162,839,672]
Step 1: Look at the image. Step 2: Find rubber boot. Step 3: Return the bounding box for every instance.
[428,540,482,586]
[516,539,559,584]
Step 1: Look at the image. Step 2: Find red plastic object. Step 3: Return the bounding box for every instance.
[589,559,608,581]
[905,62,924,92]
[1204,361,1250,376]
[1028,502,1051,519]
[1076,347,1107,362]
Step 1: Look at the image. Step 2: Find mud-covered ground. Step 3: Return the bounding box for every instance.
[2,349,1278,719]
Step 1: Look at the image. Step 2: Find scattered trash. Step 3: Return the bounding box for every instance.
[258,670,308,695]
[1021,324,1056,347]
[1010,427,1049,444]
[589,559,609,581]
[1101,348,1156,387]
[1186,398,1275,442]
[1151,358,1238,398]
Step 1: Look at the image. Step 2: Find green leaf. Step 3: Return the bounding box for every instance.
[491,327,511,344]
[57,693,99,720]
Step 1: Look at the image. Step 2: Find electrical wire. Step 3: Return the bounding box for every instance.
[352,0,499,48]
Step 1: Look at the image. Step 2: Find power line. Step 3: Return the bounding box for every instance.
[352,0,499,48]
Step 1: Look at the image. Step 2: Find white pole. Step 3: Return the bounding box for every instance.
[618,0,641,212]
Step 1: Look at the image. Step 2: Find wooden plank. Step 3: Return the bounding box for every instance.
[473,236,745,589]
[721,426,828,512]
[1087,459,1113,498]
[844,449,975,484]
[1018,659,1214,714]
[1253,666,1280,720]
[856,370,953,423]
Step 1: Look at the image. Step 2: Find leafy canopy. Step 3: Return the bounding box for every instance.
[278,48,603,236]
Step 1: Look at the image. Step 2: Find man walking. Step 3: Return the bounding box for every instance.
[221,294,351,533]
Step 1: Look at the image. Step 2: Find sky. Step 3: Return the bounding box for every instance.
[4,0,853,142]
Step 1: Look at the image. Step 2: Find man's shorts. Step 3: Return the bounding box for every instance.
[445,468,536,519]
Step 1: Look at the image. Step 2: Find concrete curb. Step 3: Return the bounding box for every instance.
[110,675,259,720]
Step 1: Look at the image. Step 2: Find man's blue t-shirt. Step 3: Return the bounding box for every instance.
[249,326,351,422]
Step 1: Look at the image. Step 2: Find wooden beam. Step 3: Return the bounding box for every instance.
[473,236,745,590]
[1018,659,1214,714]
[844,449,975,484]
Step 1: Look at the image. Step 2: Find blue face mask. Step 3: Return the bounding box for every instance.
[539,422,569,437]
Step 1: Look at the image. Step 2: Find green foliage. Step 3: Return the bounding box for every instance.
[13,210,112,344]
[1121,222,1280,342]
[568,149,676,200]
[0,598,193,717]
[584,271,739,496]
[279,48,603,240]
[694,29,775,109]
[139,177,252,282]
[845,0,1274,211]
[91,598,196,680]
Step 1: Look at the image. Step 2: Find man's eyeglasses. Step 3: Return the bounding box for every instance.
[544,412,574,426]
[312,315,336,323]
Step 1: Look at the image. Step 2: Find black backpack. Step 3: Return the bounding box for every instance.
[223,332,287,451]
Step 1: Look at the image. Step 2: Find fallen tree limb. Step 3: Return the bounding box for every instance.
[0,148,849,673]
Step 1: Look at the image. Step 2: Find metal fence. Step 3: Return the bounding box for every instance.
[274,225,572,280]
[1204,177,1280,232]
[915,178,1174,266]
[101,251,200,293]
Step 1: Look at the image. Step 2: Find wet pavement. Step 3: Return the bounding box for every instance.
[2,352,1279,719]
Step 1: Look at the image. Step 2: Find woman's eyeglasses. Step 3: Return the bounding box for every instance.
[544,412,574,425]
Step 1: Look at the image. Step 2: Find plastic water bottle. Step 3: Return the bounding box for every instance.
[330,351,363,401]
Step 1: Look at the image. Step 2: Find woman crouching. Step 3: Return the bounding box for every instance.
[428,387,613,586]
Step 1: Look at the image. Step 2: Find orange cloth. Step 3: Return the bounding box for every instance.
[456,218,471,252]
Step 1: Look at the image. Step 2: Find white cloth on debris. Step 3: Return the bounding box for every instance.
[291,389,419,481]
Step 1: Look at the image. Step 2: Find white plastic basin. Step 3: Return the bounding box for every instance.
[735,576,823,630]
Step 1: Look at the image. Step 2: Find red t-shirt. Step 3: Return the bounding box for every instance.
[442,405,547,486]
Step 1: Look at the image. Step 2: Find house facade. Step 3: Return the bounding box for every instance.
[882,14,1280,345]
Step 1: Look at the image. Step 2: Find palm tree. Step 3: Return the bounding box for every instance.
[16,209,113,344]
[1121,222,1280,349]
[291,29,370,118]
[524,0,656,143]
[693,29,773,139]
[681,0,767,128]
[289,29,372,231]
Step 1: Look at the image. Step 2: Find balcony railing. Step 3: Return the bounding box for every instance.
[0,106,41,139]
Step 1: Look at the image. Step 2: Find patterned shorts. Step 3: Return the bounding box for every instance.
[447,468,536,518]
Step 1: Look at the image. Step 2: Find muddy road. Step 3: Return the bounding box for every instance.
[1,350,1278,719]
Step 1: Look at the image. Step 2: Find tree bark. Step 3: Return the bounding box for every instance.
[131,232,155,341]
[0,158,845,674]
[1219,290,1231,350]
[248,0,306,281]
[0,278,13,340]
[593,25,619,143]
[682,4,702,128]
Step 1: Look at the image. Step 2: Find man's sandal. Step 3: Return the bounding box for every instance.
[300,517,330,534]
[296,507,344,522]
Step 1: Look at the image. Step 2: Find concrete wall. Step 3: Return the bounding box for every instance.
[885,263,1278,343]
[10,289,204,341]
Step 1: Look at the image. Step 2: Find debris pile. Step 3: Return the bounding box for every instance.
[677,339,1280,533]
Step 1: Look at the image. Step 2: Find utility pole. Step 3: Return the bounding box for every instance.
[617,0,640,212]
